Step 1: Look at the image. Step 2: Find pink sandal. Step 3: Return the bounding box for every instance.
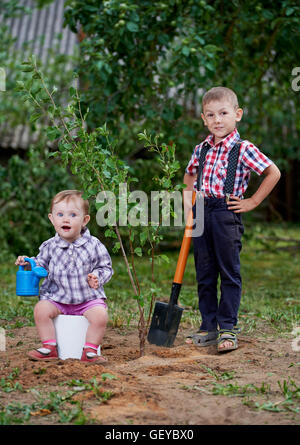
[80,347,107,363]
[28,344,58,361]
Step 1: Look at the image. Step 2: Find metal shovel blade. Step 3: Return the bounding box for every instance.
[147,300,183,347]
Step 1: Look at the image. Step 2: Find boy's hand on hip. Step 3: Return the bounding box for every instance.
[227,196,257,213]
[87,273,99,289]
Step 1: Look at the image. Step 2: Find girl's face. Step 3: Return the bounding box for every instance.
[48,197,90,243]
[201,99,243,145]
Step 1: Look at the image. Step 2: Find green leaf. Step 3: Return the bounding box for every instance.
[286,7,294,16]
[32,71,42,79]
[204,44,222,53]
[105,157,115,169]
[204,61,214,71]
[69,86,77,97]
[101,373,117,381]
[29,113,41,123]
[139,230,148,245]
[133,294,144,307]
[48,151,59,158]
[112,242,121,253]
[104,229,117,239]
[134,247,142,256]
[46,127,61,141]
[159,254,170,264]
[194,35,205,45]
[126,22,139,32]
[20,65,34,72]
[15,80,25,89]
[181,46,190,57]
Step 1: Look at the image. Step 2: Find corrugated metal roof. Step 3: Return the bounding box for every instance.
[0,0,78,149]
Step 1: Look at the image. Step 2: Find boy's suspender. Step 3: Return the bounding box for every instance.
[196,140,242,197]
[224,140,242,199]
[196,142,210,192]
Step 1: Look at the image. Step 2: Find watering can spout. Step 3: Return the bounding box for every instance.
[16,257,48,297]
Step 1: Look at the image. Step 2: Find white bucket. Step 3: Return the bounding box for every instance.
[53,314,101,360]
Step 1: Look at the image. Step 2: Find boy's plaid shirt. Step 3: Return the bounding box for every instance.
[33,228,113,305]
[185,128,273,198]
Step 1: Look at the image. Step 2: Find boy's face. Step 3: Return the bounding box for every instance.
[48,197,90,243]
[201,99,243,145]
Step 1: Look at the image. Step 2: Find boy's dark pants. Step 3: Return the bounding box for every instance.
[193,197,244,331]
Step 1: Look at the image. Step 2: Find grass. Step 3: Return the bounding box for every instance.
[192,379,300,414]
[0,368,24,393]
[0,373,117,425]
[0,389,87,424]
[183,367,300,415]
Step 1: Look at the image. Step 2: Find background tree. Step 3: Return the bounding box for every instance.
[16,57,184,355]
[2,0,300,261]
[60,0,300,220]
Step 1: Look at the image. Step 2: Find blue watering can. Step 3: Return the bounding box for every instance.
[16,257,48,297]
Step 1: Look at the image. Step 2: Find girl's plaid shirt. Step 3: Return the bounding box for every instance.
[185,128,273,198]
[32,228,113,305]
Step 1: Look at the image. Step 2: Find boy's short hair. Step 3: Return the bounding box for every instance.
[202,86,239,109]
[50,190,89,214]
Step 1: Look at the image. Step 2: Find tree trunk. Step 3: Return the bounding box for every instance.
[138,314,146,357]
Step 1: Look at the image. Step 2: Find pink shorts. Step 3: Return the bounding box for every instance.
[48,298,107,316]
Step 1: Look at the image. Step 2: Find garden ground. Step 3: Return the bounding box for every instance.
[0,322,299,425]
[0,223,299,425]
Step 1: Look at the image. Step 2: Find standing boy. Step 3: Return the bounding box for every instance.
[184,86,280,352]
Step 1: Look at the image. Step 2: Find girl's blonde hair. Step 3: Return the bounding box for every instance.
[50,190,89,214]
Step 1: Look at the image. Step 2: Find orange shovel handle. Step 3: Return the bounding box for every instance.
[173,192,196,284]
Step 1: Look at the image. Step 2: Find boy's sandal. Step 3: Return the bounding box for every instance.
[217,330,238,353]
[186,330,218,347]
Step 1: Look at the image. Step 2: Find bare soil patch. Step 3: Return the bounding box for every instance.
[0,324,299,425]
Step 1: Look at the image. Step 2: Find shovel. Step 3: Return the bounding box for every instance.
[147,192,200,347]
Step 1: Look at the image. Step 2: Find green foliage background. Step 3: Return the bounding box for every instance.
[1,0,300,257]
[61,0,300,169]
